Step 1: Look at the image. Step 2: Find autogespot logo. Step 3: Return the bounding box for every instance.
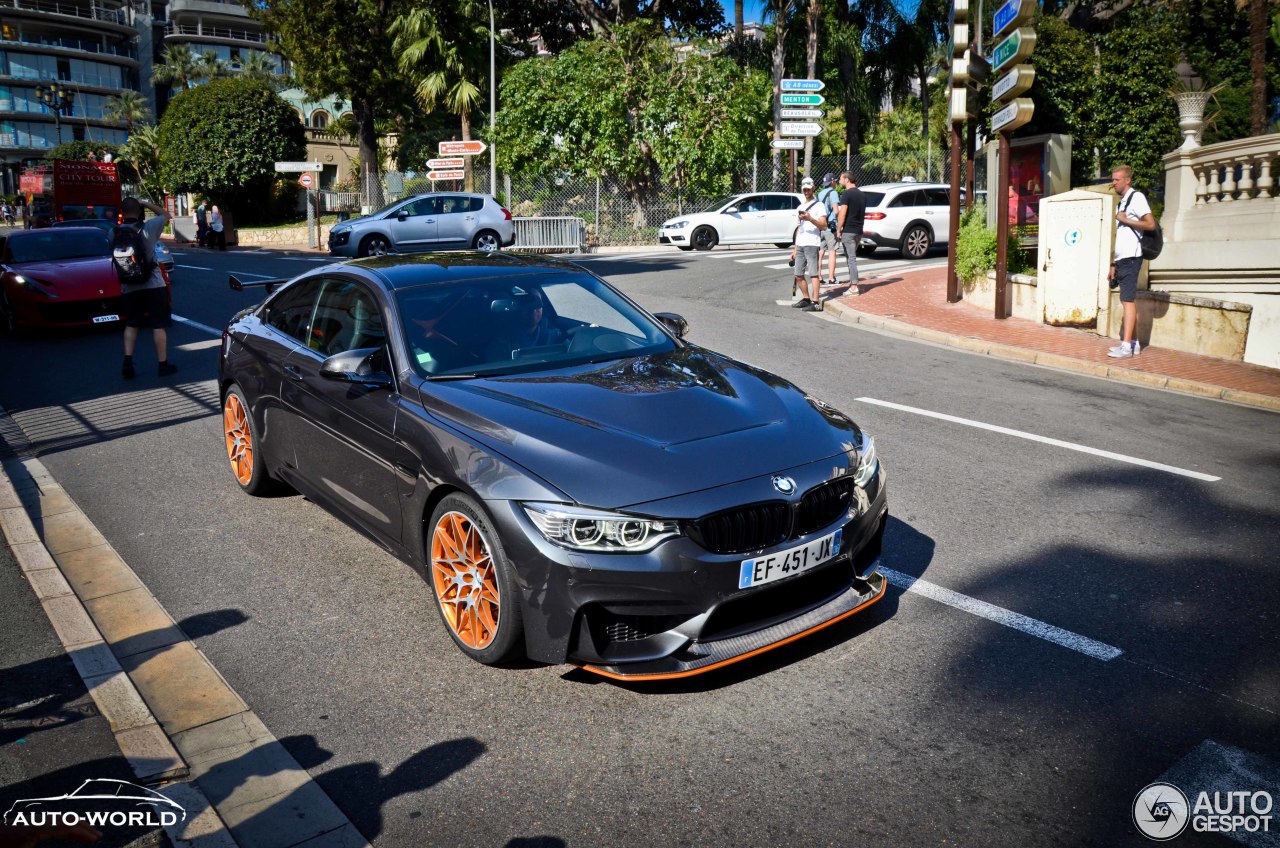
[1064,228,1082,246]
[1134,782,1190,841]
[3,778,187,830]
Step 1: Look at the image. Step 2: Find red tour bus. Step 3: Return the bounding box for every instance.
[20,160,123,228]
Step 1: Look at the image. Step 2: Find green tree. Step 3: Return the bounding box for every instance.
[46,141,118,162]
[238,51,289,90]
[251,0,421,207]
[153,45,200,91]
[120,124,165,200]
[495,23,770,225]
[861,99,929,179]
[158,76,306,223]
[103,91,150,132]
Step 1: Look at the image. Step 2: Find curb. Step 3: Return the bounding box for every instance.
[823,299,1280,414]
[0,437,371,848]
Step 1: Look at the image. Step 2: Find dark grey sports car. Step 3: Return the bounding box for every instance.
[219,252,887,680]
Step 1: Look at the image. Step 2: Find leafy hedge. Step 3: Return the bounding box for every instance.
[955,202,1029,287]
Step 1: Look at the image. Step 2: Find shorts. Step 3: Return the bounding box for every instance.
[820,229,838,251]
[122,286,172,329]
[794,245,820,278]
[1114,257,1142,303]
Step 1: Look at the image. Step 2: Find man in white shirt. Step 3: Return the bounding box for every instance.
[788,177,828,313]
[1107,165,1155,358]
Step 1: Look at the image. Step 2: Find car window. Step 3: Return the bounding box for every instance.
[469,197,484,212]
[764,195,799,211]
[308,278,388,357]
[5,230,109,262]
[888,190,922,208]
[264,279,322,344]
[861,192,885,208]
[439,196,473,215]
[397,272,676,378]
[733,195,764,213]
[924,188,951,206]
[399,197,440,217]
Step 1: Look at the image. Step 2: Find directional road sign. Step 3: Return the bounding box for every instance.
[991,98,1035,133]
[298,173,314,188]
[779,121,823,137]
[274,161,322,172]
[771,138,805,149]
[426,158,465,170]
[994,0,1034,39]
[780,93,825,107]
[438,140,486,156]
[991,64,1036,104]
[780,108,824,120]
[780,78,825,92]
[992,27,1037,73]
[427,169,465,180]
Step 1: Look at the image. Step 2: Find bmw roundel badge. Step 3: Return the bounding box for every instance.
[771,475,796,495]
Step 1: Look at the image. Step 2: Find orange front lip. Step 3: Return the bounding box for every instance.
[580,572,888,682]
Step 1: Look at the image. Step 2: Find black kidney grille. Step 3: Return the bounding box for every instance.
[690,501,790,554]
[795,477,854,536]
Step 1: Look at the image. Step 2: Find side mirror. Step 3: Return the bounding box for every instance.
[395,210,409,221]
[320,347,394,389]
[724,206,739,215]
[653,312,688,339]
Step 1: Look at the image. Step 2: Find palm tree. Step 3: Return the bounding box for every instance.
[803,0,821,177]
[392,3,490,192]
[103,91,150,132]
[152,45,199,91]
[1240,0,1268,134]
[735,0,744,37]
[765,0,798,177]
[197,50,229,84]
[238,51,283,85]
[119,123,164,200]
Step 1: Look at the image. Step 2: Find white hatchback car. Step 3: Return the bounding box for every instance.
[659,192,804,251]
[857,182,958,259]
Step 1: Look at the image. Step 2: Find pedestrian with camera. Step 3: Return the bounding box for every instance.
[788,177,827,312]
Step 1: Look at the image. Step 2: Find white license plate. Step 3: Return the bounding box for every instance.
[739,528,843,589]
[92,314,120,324]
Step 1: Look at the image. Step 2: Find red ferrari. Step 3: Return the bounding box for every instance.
[0,227,125,331]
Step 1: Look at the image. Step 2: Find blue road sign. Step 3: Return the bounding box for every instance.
[781,79,825,92]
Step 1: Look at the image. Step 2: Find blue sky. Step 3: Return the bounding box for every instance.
[720,0,768,25]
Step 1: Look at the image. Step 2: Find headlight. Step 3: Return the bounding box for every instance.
[522,503,681,553]
[11,275,55,297]
[854,435,878,488]
[664,220,690,230]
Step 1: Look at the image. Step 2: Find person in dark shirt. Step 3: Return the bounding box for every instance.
[836,171,867,295]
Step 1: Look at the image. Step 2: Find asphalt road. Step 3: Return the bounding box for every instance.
[2,242,1277,847]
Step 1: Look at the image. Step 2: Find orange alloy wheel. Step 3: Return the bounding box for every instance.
[431,511,501,649]
[223,393,254,486]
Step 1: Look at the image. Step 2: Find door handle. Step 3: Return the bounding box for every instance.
[284,364,304,381]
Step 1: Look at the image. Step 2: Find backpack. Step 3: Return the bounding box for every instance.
[112,223,155,287]
[1119,190,1163,261]
[818,186,839,231]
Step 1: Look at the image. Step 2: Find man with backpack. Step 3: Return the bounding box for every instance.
[1107,165,1156,359]
[816,173,841,288]
[194,200,208,247]
[114,197,176,378]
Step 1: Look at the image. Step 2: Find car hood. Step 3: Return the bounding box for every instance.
[7,256,119,295]
[332,213,380,231]
[416,347,862,509]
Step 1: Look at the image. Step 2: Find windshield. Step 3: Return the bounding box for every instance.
[6,230,109,263]
[397,271,677,379]
[700,195,739,214]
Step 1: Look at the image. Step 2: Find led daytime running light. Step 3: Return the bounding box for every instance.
[523,503,680,553]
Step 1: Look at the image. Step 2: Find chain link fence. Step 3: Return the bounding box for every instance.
[324,152,970,248]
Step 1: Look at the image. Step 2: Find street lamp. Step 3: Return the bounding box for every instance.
[487,0,496,197]
[35,84,75,147]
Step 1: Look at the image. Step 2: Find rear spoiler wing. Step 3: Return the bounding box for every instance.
[229,274,287,294]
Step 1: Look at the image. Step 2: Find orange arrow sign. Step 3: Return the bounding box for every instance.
[438,140,487,156]
[427,170,465,181]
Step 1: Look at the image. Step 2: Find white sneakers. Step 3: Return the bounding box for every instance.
[1108,340,1142,358]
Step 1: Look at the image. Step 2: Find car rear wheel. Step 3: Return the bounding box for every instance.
[691,226,718,251]
[428,494,525,665]
[0,292,16,334]
[473,229,500,252]
[775,242,792,249]
[222,385,276,496]
[900,225,932,259]
[358,234,392,257]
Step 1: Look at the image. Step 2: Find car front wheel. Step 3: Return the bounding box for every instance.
[428,494,525,665]
[473,230,501,252]
[900,225,932,259]
[691,226,718,251]
[358,234,392,257]
[222,385,277,495]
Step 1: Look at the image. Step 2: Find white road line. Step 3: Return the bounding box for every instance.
[175,339,222,352]
[703,248,786,259]
[229,271,278,278]
[176,264,214,271]
[879,567,1124,661]
[736,254,793,264]
[171,314,222,337]
[277,256,333,262]
[856,397,1221,482]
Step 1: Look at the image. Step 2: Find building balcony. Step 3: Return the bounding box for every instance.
[167,0,251,19]
[3,34,138,63]
[0,70,134,94]
[0,0,132,32]
[163,20,267,46]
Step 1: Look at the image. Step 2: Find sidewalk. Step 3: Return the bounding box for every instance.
[823,264,1280,412]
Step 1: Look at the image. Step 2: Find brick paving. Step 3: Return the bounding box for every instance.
[828,264,1280,404]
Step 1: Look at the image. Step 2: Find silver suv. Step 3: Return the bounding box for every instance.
[327,192,515,257]
[857,182,957,259]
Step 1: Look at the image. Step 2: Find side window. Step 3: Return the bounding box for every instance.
[888,191,920,208]
[731,195,763,213]
[925,188,950,206]
[439,196,467,215]
[764,195,798,211]
[309,278,387,357]
[264,280,322,344]
[469,196,484,212]
[400,198,440,217]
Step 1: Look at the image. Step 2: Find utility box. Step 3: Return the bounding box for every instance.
[1037,189,1113,327]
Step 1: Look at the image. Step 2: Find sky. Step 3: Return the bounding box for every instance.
[720,0,768,25]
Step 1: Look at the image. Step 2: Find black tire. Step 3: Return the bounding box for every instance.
[900,225,932,259]
[427,493,525,665]
[358,234,392,257]
[775,242,792,249]
[856,246,876,258]
[691,226,718,251]
[677,245,694,251]
[473,229,501,252]
[222,385,277,496]
[0,291,17,335]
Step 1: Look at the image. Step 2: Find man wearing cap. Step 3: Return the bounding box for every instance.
[816,173,841,288]
[788,177,827,312]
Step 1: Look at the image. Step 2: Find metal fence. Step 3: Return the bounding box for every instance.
[326,151,968,248]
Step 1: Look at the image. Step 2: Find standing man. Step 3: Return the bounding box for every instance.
[1107,165,1154,358]
[194,199,208,248]
[209,204,226,251]
[789,177,827,312]
[117,197,176,379]
[836,171,867,295]
[816,173,841,288]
